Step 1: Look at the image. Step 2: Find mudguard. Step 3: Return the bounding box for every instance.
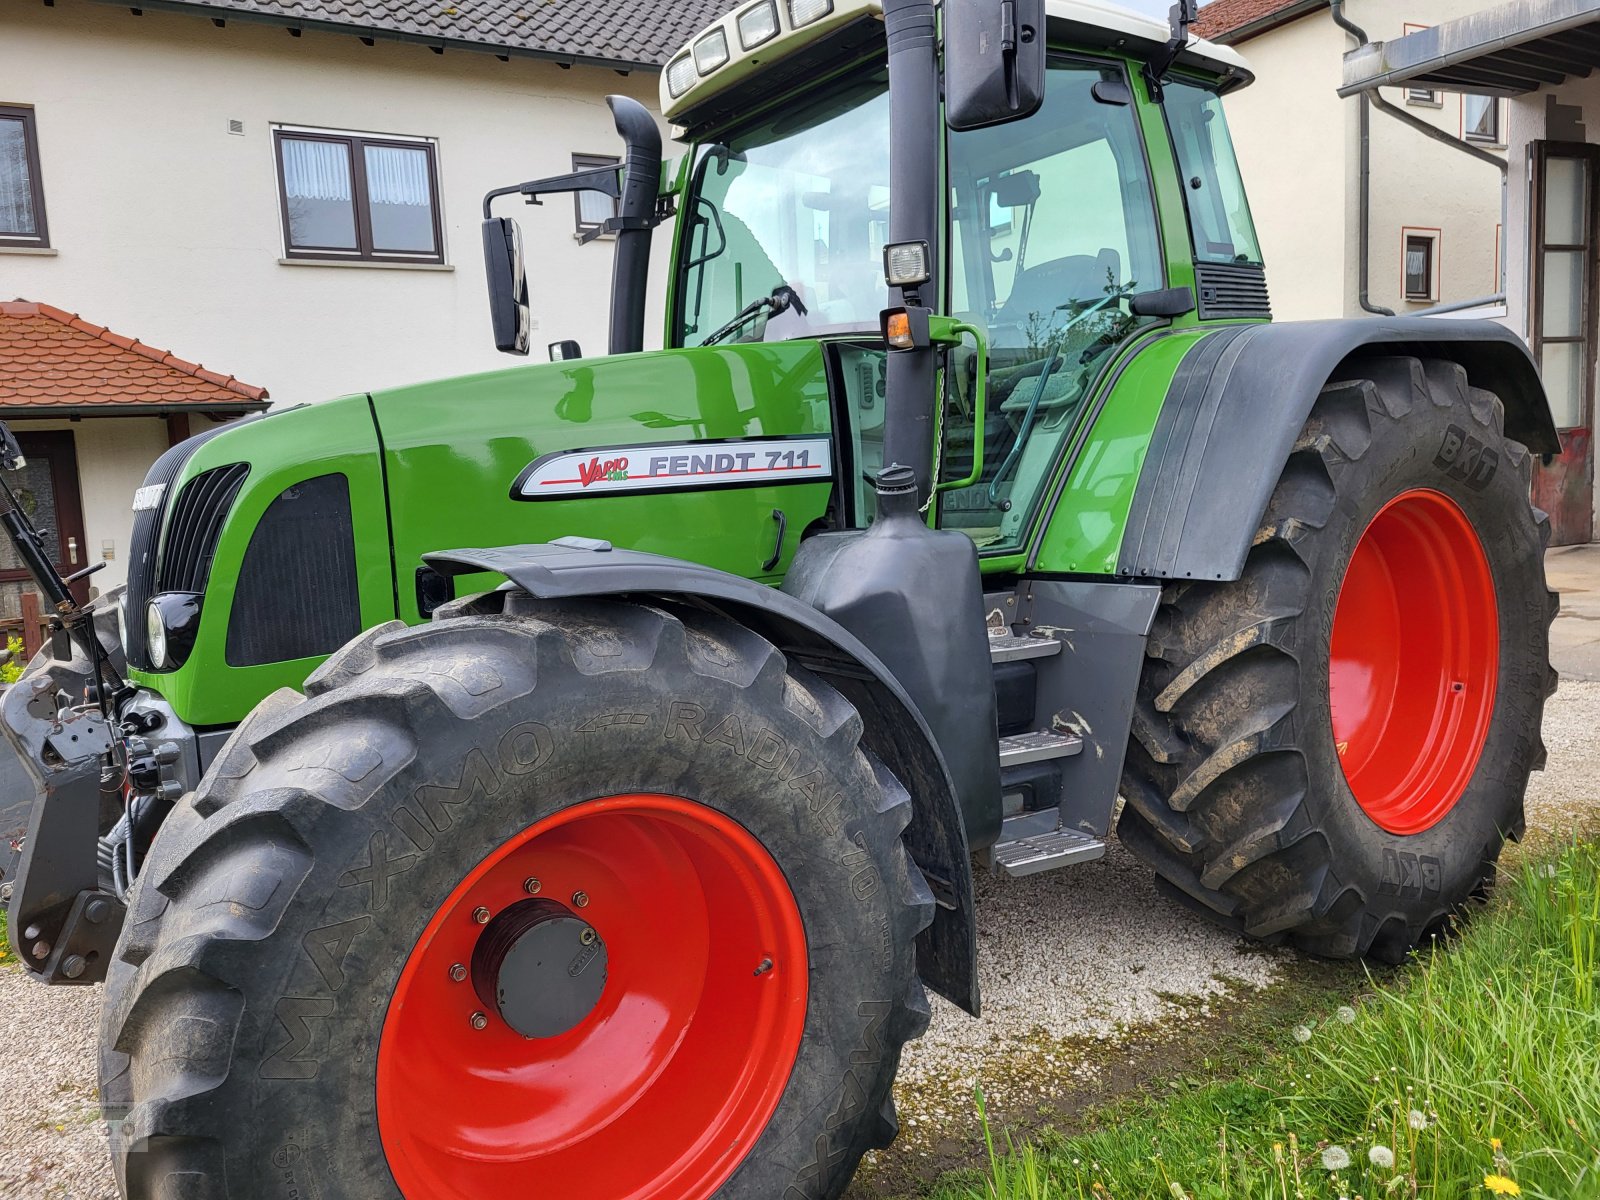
[1119,317,1559,582]
[423,541,981,1016]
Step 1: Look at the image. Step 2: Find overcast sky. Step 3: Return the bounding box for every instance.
[1116,0,1193,20]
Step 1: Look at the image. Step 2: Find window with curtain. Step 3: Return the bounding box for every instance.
[1403,232,1437,302]
[0,105,49,248]
[571,154,620,235]
[275,128,443,263]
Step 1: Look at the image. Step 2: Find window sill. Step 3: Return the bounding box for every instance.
[277,257,453,271]
[0,245,58,256]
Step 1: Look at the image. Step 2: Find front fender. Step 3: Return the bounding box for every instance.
[1118,318,1558,582]
[423,541,981,1016]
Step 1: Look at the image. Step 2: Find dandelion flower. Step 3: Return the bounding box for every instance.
[1483,1175,1521,1195]
[1169,1183,1191,1200]
[1322,1145,1352,1171]
[1490,1137,1503,1152]
[1369,1144,1396,1169]
[1407,1110,1428,1131]
[1293,1024,1314,1043]
[1336,1005,1357,1024]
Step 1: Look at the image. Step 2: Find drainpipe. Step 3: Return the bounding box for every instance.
[1330,0,1509,313]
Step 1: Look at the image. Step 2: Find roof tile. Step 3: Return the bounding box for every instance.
[0,300,270,411]
[1194,0,1320,42]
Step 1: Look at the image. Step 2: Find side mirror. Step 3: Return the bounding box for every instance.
[944,0,1046,131]
[482,216,530,355]
[548,340,582,362]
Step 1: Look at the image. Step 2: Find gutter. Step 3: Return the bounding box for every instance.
[84,0,667,73]
[0,405,268,419]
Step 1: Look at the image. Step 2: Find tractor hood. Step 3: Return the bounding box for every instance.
[371,340,837,613]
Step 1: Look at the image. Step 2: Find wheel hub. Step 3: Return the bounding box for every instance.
[471,899,607,1039]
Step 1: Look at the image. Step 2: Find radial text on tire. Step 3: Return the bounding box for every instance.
[98,595,933,1200]
[1120,355,1557,961]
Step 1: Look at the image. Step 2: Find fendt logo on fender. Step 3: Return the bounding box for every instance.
[513,436,834,500]
[1433,423,1498,490]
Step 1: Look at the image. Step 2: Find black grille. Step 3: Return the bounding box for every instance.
[226,473,361,667]
[1195,262,1272,320]
[124,423,240,670]
[155,463,249,594]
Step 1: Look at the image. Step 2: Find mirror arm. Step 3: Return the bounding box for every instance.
[480,167,623,220]
[1142,0,1198,101]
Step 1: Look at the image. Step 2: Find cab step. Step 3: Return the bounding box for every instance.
[997,729,1082,767]
[989,825,1106,877]
[987,631,1062,663]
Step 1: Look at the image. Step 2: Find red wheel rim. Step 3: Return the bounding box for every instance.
[377,793,808,1199]
[1329,488,1499,835]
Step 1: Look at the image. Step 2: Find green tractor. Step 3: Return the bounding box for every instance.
[0,0,1559,1196]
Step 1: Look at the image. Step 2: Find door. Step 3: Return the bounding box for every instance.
[1529,141,1598,545]
[0,430,89,648]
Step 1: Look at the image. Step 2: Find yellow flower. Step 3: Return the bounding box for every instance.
[1490,1138,1503,1152]
[1483,1175,1521,1196]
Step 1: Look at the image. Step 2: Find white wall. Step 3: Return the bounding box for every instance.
[0,0,675,411]
[1219,0,1506,320]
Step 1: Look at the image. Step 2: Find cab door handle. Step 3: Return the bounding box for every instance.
[762,508,787,572]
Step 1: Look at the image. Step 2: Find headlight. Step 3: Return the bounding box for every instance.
[693,28,730,75]
[145,592,202,671]
[665,55,697,98]
[145,600,168,670]
[787,0,832,27]
[737,1,779,48]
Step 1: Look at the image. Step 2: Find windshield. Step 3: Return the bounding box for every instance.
[675,68,890,348]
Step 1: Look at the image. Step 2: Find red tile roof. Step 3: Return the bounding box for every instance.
[1194,0,1323,42]
[0,300,269,414]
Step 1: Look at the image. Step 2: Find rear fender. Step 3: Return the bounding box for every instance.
[1118,318,1558,582]
[424,541,980,1016]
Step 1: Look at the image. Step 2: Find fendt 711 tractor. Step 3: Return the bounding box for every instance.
[0,0,1560,1196]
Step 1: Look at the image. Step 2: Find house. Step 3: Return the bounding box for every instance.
[1193,0,1511,321]
[0,0,724,610]
[1341,0,1600,546]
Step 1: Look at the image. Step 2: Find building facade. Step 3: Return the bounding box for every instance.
[0,0,722,610]
[1195,0,1511,321]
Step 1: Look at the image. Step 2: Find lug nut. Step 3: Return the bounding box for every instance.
[572,891,590,909]
[449,963,467,983]
[579,928,597,946]
[469,1011,488,1030]
[84,899,111,925]
[523,877,542,895]
[61,954,87,980]
[472,906,491,925]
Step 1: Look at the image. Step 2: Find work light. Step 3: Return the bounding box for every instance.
[883,240,931,288]
[665,54,698,98]
[694,28,731,75]
[737,1,780,48]
[788,0,833,26]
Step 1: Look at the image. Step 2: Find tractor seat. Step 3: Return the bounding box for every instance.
[995,248,1122,332]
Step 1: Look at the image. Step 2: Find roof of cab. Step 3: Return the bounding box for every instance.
[661,0,1253,125]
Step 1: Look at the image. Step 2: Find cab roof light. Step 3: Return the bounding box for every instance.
[737,1,780,49]
[694,28,731,75]
[665,54,697,98]
[787,0,833,26]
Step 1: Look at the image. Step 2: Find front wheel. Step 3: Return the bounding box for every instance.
[1120,355,1557,961]
[99,597,931,1198]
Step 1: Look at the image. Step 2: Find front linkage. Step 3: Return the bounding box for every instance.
[0,420,180,984]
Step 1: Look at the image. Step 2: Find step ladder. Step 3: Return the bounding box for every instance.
[981,625,1108,877]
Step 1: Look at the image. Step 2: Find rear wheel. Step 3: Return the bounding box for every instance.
[1120,356,1557,960]
[99,597,931,1198]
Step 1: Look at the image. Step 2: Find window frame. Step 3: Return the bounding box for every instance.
[1462,94,1503,146]
[1161,76,1266,268]
[1401,25,1441,107]
[1402,227,1441,303]
[1529,141,1599,433]
[571,153,621,237]
[0,104,50,249]
[272,126,445,265]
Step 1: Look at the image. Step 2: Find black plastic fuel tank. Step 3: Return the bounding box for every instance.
[782,465,1002,849]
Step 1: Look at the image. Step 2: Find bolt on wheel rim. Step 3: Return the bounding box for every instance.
[1328,488,1499,835]
[377,793,809,1199]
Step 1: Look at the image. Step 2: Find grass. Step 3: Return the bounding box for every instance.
[0,904,14,965]
[939,841,1600,1200]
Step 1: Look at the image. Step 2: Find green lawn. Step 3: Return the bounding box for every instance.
[937,842,1600,1200]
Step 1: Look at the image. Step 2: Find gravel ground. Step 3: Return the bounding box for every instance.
[5,675,1598,1200]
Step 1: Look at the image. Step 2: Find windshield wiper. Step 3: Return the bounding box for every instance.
[702,285,809,346]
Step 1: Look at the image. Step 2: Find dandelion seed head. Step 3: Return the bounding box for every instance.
[1407,1110,1428,1131]
[1321,1146,1352,1171]
[1369,1144,1396,1169]
[1336,1005,1356,1024]
[1293,1024,1313,1043]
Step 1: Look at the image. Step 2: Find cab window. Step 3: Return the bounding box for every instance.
[941,59,1164,551]
[1163,80,1263,265]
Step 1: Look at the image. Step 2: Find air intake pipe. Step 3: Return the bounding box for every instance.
[605,95,662,356]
